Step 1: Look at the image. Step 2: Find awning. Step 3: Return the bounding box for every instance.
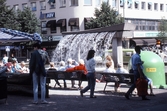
[0,28,42,43]
[132,39,156,46]
[68,18,79,26]
[46,20,56,28]
[56,19,66,27]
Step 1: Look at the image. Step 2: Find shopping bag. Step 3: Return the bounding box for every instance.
[136,78,148,96]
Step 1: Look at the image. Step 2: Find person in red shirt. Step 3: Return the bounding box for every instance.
[66,59,87,88]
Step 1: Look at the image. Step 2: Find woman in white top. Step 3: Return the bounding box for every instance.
[20,61,29,73]
[80,50,96,98]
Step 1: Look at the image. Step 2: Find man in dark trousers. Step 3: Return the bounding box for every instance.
[29,43,49,104]
[125,46,150,100]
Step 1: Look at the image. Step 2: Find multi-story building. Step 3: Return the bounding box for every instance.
[4,0,167,60]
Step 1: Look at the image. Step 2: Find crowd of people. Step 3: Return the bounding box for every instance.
[1,53,29,74]
[0,43,156,104]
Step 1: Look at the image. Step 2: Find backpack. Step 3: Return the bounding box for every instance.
[38,50,49,64]
[36,50,47,76]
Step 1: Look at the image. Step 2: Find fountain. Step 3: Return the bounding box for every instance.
[51,23,136,68]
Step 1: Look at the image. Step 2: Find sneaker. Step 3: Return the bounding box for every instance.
[41,100,48,104]
[32,101,38,105]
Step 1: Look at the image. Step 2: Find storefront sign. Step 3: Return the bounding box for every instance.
[134,31,158,38]
[5,46,10,52]
[40,12,55,19]
[46,12,55,18]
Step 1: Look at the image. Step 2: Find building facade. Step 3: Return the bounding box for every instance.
[6,0,167,37]
[4,0,167,60]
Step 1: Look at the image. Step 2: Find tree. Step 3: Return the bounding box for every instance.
[0,0,20,30]
[157,17,167,49]
[85,2,124,29]
[16,7,40,33]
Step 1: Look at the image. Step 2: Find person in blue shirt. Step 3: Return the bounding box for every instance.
[125,46,150,100]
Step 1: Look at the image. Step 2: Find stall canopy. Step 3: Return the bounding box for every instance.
[0,28,42,43]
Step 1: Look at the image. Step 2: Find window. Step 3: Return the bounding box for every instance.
[166,4,167,12]
[112,0,117,7]
[22,3,27,9]
[129,19,158,31]
[70,0,78,6]
[41,21,47,34]
[60,26,67,32]
[148,2,152,10]
[60,0,66,7]
[134,1,139,9]
[127,0,132,8]
[84,0,92,6]
[40,1,46,10]
[160,4,164,11]
[51,26,56,33]
[31,2,36,11]
[141,2,145,10]
[120,0,124,7]
[154,3,158,11]
[13,5,19,12]
[96,0,101,6]
[71,26,79,31]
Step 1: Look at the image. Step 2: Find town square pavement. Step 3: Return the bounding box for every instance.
[0,80,167,111]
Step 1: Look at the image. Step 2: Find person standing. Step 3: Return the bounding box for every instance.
[125,46,149,100]
[29,43,48,104]
[80,49,96,98]
[2,54,8,65]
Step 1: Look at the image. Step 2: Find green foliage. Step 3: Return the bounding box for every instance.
[0,0,20,30]
[85,2,124,29]
[0,0,40,33]
[16,7,40,33]
[157,17,167,44]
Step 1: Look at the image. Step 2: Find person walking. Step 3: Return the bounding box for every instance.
[80,49,96,98]
[125,46,150,100]
[29,43,48,104]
